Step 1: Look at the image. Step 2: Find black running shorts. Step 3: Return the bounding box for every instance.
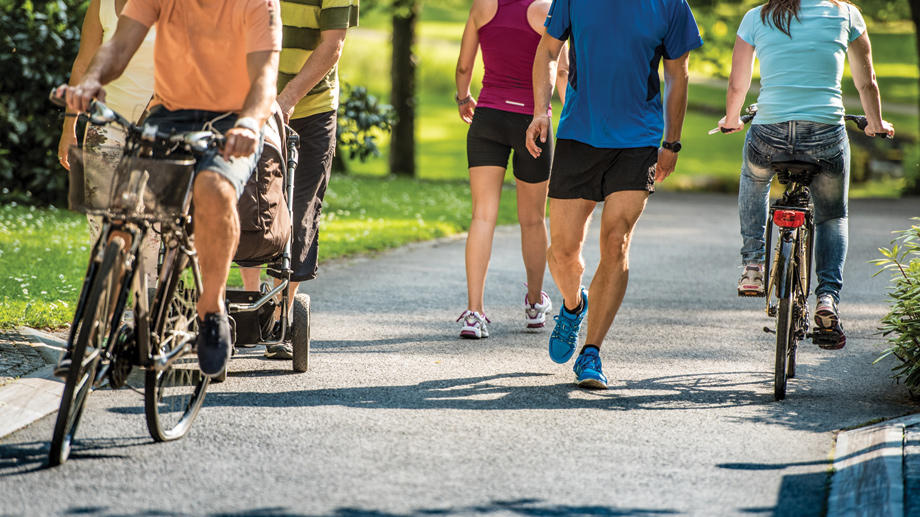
[548,139,658,202]
[466,107,552,184]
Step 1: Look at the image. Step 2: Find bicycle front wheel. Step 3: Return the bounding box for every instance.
[145,248,209,442]
[50,237,126,466]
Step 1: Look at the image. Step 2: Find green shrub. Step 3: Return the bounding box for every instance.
[0,0,87,206]
[873,218,920,390]
[336,84,395,164]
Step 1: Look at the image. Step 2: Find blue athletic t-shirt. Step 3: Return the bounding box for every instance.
[546,0,703,149]
[738,1,866,125]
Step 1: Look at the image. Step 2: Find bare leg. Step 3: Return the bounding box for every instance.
[465,166,505,313]
[547,198,596,311]
[240,267,261,292]
[516,178,549,304]
[584,190,649,348]
[193,170,240,318]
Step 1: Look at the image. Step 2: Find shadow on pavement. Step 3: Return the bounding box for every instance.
[201,371,774,412]
[47,499,678,516]
[0,437,145,476]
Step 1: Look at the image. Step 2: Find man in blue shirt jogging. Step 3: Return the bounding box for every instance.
[525,0,703,389]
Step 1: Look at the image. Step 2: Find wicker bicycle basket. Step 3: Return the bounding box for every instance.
[67,145,195,217]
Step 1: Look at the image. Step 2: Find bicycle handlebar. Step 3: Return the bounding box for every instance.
[50,89,225,152]
[709,106,891,138]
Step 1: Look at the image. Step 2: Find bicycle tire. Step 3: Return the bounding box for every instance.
[144,248,209,442]
[787,228,808,380]
[292,293,310,372]
[774,237,795,401]
[49,237,125,466]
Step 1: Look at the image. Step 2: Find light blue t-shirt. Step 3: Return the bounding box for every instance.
[546,0,703,149]
[737,0,866,125]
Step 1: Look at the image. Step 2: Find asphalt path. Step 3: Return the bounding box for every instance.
[1,192,917,516]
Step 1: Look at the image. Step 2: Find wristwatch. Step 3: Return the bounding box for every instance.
[662,140,682,153]
[455,93,473,106]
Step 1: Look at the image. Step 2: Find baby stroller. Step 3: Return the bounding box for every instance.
[225,107,309,373]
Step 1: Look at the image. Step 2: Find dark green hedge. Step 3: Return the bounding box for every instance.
[1,1,87,205]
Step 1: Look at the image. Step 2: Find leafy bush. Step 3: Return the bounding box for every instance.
[0,0,87,206]
[336,84,395,165]
[873,218,920,390]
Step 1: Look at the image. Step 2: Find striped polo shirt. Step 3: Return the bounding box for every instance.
[280,0,359,120]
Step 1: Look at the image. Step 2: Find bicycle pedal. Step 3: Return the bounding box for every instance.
[763,327,776,335]
[738,290,765,298]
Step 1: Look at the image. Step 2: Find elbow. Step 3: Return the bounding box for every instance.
[855,74,879,95]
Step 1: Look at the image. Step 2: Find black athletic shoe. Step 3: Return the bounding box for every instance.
[197,312,232,378]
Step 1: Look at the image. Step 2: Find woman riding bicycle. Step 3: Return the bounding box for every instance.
[719,0,894,349]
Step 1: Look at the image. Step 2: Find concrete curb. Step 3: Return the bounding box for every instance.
[0,330,66,440]
[828,413,920,517]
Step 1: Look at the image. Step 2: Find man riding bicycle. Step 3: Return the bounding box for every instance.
[57,0,282,378]
[719,0,894,350]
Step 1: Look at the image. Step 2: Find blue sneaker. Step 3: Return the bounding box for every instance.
[573,347,608,389]
[548,287,587,364]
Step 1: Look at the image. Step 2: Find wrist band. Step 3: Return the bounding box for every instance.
[455,94,473,106]
[234,116,261,135]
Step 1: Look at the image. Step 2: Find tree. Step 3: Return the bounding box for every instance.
[389,0,418,177]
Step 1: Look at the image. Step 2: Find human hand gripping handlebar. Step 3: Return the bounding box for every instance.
[709,105,892,138]
[49,87,225,153]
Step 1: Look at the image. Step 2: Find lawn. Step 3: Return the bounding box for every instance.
[0,177,519,329]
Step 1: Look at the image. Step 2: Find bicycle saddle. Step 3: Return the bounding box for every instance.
[770,152,820,184]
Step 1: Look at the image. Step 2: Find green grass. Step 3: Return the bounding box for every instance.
[0,177,518,329]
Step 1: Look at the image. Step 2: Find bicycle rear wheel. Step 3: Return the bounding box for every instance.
[774,239,795,401]
[145,249,209,442]
[50,237,126,466]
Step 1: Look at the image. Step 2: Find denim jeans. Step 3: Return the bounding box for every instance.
[738,121,850,302]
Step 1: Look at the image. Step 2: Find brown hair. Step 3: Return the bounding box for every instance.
[761,0,853,37]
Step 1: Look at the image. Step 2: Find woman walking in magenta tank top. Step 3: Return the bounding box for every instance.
[454,0,568,339]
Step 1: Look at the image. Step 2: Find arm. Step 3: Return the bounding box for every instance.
[525,33,565,158]
[277,29,347,123]
[719,36,755,134]
[656,51,691,182]
[58,0,103,170]
[848,32,894,137]
[224,49,280,159]
[455,12,480,124]
[554,42,569,105]
[59,16,149,114]
[527,0,566,104]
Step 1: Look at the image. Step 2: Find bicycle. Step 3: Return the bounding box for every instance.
[49,92,225,465]
[714,106,890,400]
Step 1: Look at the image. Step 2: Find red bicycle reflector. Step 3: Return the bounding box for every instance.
[774,210,805,228]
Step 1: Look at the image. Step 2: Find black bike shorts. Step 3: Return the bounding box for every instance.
[548,139,657,202]
[466,107,552,184]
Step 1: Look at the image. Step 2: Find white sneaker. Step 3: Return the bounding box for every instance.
[524,291,553,329]
[457,310,490,339]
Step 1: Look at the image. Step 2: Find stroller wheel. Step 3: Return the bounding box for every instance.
[292,293,311,372]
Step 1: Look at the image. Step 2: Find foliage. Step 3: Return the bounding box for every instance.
[336,84,395,164]
[0,0,87,206]
[873,218,920,390]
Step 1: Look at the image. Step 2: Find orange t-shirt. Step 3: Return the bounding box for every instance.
[122,0,282,113]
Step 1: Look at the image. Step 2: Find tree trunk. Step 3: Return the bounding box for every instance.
[389,1,417,177]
